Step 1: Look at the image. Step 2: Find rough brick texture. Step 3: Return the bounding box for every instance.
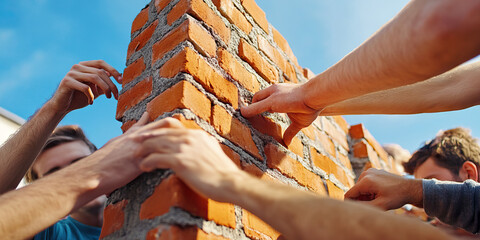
[105,1,400,239]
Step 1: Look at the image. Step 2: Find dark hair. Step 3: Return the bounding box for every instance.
[403,128,480,177]
[25,125,97,182]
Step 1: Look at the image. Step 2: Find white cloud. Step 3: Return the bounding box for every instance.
[0,51,47,96]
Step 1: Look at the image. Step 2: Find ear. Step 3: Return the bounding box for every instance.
[460,161,478,181]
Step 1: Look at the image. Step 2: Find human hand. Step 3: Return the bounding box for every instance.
[49,60,122,114]
[344,169,423,210]
[240,83,320,145]
[137,121,245,203]
[67,117,183,197]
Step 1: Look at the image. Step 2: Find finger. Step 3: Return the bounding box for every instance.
[80,60,122,84]
[70,71,112,99]
[139,153,178,172]
[64,77,94,105]
[251,86,276,103]
[139,117,185,132]
[240,99,275,117]
[283,122,303,146]
[75,64,118,99]
[135,128,189,142]
[344,184,365,200]
[136,112,150,126]
[366,198,390,210]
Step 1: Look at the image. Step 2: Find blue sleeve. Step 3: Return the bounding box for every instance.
[423,179,480,233]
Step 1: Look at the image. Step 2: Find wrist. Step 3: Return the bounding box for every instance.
[301,74,331,111]
[43,99,68,120]
[406,178,424,208]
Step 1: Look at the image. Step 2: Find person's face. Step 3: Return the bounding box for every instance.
[34,140,92,178]
[414,157,463,182]
[33,140,106,216]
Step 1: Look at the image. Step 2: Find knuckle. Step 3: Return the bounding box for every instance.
[71,64,81,70]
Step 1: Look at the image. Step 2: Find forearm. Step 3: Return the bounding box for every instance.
[0,100,66,194]
[228,173,449,240]
[321,62,480,115]
[303,0,480,110]
[0,162,98,239]
[423,179,480,233]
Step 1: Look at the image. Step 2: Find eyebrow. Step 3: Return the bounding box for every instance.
[43,157,85,176]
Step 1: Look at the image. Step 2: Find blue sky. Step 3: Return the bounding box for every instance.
[1,0,479,153]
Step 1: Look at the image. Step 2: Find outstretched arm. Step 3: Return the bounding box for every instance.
[137,122,453,240]
[0,60,122,194]
[241,0,480,144]
[0,116,182,239]
[322,61,480,115]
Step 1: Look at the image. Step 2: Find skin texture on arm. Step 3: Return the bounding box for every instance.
[137,121,453,240]
[0,60,122,194]
[0,116,182,239]
[241,0,480,145]
[345,169,424,210]
[322,61,480,115]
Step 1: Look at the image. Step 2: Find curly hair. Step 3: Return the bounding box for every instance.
[403,127,480,177]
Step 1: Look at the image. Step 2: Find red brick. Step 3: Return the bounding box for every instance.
[288,137,303,158]
[303,68,315,80]
[220,144,242,167]
[122,57,146,86]
[317,132,336,157]
[147,226,228,240]
[301,125,317,140]
[333,116,349,134]
[246,114,283,143]
[257,35,297,82]
[349,124,389,162]
[155,0,169,12]
[213,0,252,34]
[241,163,282,184]
[99,200,128,239]
[121,120,136,133]
[326,180,344,200]
[337,153,353,172]
[141,176,235,229]
[217,48,260,93]
[242,163,262,176]
[349,124,365,140]
[353,141,368,158]
[366,144,382,169]
[159,47,238,109]
[243,209,281,240]
[354,142,382,171]
[116,76,152,120]
[211,105,261,159]
[140,175,207,220]
[272,26,299,69]
[238,39,278,84]
[207,199,236,229]
[127,20,158,60]
[168,0,230,43]
[240,0,268,33]
[146,81,211,121]
[322,118,349,151]
[131,8,149,34]
[311,147,336,174]
[333,166,354,188]
[265,143,326,194]
[152,17,216,64]
[171,114,202,130]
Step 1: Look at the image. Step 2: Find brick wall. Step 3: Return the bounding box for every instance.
[102,0,401,239]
